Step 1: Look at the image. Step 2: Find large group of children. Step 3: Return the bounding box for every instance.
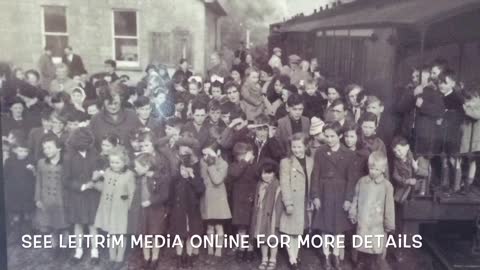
[1,45,480,270]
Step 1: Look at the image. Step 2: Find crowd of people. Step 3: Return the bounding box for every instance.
[1,43,480,270]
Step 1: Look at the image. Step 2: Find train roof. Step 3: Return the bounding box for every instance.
[277,0,480,33]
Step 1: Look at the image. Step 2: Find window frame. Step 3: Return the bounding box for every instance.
[41,5,68,64]
[112,9,140,68]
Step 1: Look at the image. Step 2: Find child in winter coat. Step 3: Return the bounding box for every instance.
[303,78,325,119]
[93,146,136,267]
[200,142,231,261]
[437,70,465,193]
[392,136,431,202]
[349,151,395,270]
[4,137,35,229]
[63,127,101,264]
[134,153,171,270]
[34,135,68,253]
[228,141,258,262]
[168,141,205,269]
[250,160,282,270]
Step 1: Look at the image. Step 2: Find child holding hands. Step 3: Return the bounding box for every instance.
[93,146,136,269]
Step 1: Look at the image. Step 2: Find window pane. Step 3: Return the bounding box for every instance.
[115,38,138,62]
[44,6,67,33]
[45,35,69,57]
[114,11,137,36]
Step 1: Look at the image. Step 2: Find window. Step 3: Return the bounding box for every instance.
[42,6,68,61]
[113,10,139,67]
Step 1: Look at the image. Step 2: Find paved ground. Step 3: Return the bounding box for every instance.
[6,225,436,270]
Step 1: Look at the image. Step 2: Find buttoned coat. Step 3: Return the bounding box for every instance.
[63,148,100,225]
[279,156,313,235]
[94,168,136,235]
[349,175,395,254]
[34,158,68,230]
[200,158,232,220]
[310,145,356,234]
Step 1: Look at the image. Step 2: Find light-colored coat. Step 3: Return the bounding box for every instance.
[94,168,136,235]
[279,156,313,235]
[349,175,395,254]
[200,158,232,220]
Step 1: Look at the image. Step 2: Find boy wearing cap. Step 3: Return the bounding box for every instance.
[309,117,325,156]
[248,114,285,163]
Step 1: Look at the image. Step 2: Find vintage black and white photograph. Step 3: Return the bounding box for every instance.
[1,0,480,269]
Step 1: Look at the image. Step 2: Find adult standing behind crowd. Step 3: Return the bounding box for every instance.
[37,46,56,90]
[62,46,87,78]
[207,52,229,80]
[172,58,193,83]
[89,82,141,148]
[49,63,77,95]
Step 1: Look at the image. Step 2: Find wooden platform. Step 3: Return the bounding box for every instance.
[402,188,480,234]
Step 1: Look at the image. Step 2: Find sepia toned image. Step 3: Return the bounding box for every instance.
[1,0,480,270]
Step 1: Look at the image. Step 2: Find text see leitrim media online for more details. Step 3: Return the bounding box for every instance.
[21,234,423,250]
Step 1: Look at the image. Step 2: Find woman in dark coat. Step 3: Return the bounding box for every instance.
[311,122,356,269]
[89,82,141,147]
[2,96,29,137]
[63,127,101,262]
[168,143,205,268]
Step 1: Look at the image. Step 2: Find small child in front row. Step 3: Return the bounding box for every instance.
[250,160,283,270]
[33,135,69,255]
[169,142,205,269]
[93,146,136,269]
[392,136,431,202]
[349,151,395,270]
[134,153,171,270]
[4,136,35,230]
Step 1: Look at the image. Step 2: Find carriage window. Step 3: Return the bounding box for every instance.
[113,10,139,67]
[42,6,68,61]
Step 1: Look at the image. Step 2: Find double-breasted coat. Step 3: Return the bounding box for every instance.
[94,168,136,235]
[310,145,356,234]
[200,158,232,220]
[63,148,100,225]
[279,156,313,235]
[349,175,395,254]
[34,158,68,230]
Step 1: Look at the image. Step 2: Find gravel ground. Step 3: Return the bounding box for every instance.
[6,225,434,270]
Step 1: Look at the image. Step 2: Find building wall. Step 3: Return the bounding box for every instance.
[205,7,218,72]
[0,0,211,79]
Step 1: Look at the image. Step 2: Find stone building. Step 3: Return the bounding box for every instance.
[0,0,226,77]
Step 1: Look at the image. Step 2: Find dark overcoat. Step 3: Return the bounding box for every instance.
[310,145,355,234]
